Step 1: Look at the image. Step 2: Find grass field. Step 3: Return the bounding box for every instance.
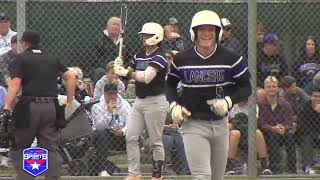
[56,176,320,180]
[0,175,320,180]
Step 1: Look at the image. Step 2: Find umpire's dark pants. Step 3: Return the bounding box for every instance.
[11,100,62,180]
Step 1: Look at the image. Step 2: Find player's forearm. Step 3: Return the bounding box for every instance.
[130,67,157,84]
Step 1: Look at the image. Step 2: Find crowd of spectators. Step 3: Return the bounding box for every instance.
[1,12,320,177]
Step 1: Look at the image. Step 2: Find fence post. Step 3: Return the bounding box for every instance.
[16,0,26,53]
[247,0,258,178]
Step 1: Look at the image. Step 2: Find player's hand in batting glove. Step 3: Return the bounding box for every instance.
[169,101,191,124]
[206,96,232,117]
[114,64,129,77]
[114,57,123,66]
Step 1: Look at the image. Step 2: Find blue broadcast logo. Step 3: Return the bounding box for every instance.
[23,147,48,176]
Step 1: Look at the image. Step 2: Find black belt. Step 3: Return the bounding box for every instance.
[137,94,164,99]
[190,113,225,121]
[20,96,56,103]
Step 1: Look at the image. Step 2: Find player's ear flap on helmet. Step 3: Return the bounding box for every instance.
[138,22,164,46]
[189,10,223,42]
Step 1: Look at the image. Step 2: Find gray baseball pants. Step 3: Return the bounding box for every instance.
[126,95,169,176]
[181,118,229,180]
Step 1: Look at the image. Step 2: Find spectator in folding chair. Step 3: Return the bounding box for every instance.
[90,83,131,176]
[258,76,297,174]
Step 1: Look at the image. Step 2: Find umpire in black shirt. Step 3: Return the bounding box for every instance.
[4,31,76,180]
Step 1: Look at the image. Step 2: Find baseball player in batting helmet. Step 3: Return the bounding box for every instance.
[113,22,168,180]
[166,10,252,180]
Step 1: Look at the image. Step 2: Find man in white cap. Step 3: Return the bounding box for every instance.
[0,13,17,56]
[220,17,242,55]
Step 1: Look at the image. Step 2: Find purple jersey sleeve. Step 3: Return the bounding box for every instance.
[231,56,248,78]
[148,55,167,71]
[168,61,180,80]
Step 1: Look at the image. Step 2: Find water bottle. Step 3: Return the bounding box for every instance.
[242,162,247,175]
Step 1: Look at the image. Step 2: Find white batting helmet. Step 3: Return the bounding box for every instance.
[189,10,223,42]
[138,22,164,46]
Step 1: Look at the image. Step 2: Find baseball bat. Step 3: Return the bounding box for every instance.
[118,37,123,59]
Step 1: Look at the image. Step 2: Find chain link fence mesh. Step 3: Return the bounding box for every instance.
[1,0,320,178]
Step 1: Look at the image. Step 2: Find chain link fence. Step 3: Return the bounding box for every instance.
[1,0,320,178]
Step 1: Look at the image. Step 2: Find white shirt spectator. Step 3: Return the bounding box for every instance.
[0,29,16,55]
[91,94,131,134]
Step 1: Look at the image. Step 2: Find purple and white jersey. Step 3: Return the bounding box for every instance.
[167,45,251,120]
[129,47,168,98]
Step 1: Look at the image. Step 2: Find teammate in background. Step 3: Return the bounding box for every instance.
[3,31,76,180]
[113,22,169,180]
[0,12,17,56]
[166,10,252,180]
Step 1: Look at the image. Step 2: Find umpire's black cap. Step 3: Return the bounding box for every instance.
[21,31,41,45]
[104,83,118,94]
[0,13,10,22]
